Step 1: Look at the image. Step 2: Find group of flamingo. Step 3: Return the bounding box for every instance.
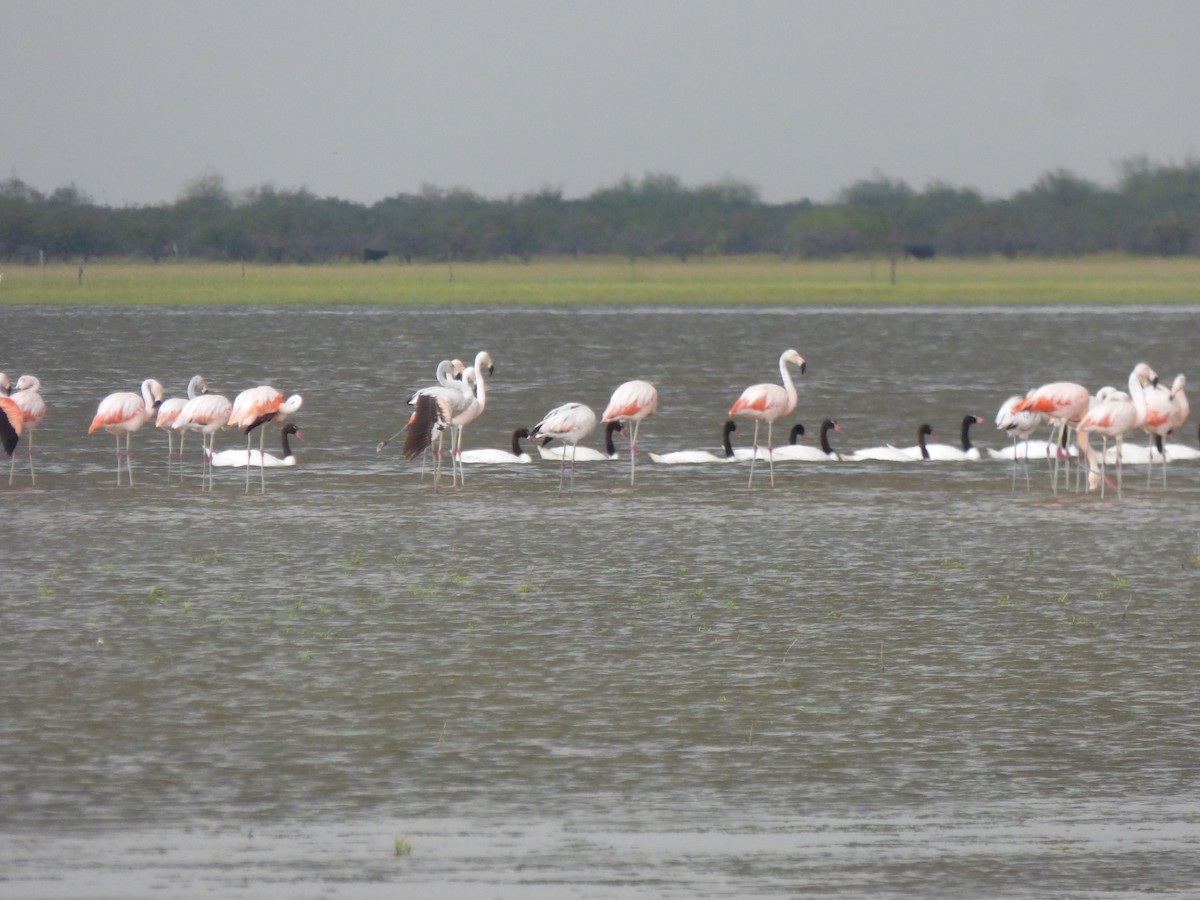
[383,348,1195,497]
[0,371,302,493]
[995,361,1192,498]
[0,350,1193,498]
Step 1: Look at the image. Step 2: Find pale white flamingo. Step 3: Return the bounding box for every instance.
[226,386,303,493]
[9,374,46,485]
[990,395,1051,490]
[1077,362,1156,498]
[88,379,165,486]
[602,379,658,485]
[772,419,845,461]
[172,390,233,490]
[401,359,476,485]
[212,423,301,468]
[459,428,532,464]
[447,350,494,484]
[0,373,11,396]
[650,420,738,464]
[1011,380,1090,493]
[728,348,806,487]
[537,420,621,461]
[156,374,207,479]
[530,402,597,493]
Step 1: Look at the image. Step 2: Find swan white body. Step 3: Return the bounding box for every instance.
[212,424,300,468]
[920,415,984,461]
[650,421,737,464]
[771,420,844,461]
[459,428,531,464]
[537,420,620,461]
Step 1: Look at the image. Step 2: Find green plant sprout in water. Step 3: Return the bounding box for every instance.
[394,836,412,857]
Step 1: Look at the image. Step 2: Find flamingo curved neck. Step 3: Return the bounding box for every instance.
[778,353,799,415]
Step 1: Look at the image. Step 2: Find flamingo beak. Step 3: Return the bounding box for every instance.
[799,362,807,374]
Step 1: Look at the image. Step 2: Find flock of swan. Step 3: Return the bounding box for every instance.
[0,348,1193,497]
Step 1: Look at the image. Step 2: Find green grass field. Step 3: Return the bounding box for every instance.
[2,255,1199,305]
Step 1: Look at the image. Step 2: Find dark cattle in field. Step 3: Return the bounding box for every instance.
[362,248,389,263]
[903,243,936,260]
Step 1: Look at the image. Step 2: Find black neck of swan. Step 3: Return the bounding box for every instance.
[511,428,530,456]
[722,420,737,458]
[819,419,837,455]
[918,425,932,460]
[280,425,296,458]
[788,423,805,446]
[604,420,620,455]
[960,415,978,451]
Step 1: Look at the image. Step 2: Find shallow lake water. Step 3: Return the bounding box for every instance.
[2,302,1199,898]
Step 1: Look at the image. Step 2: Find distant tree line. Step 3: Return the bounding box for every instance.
[2,157,1198,265]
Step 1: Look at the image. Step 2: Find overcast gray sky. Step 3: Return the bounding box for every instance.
[2,0,1198,207]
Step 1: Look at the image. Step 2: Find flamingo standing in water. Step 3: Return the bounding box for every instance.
[991,395,1050,491]
[447,350,494,485]
[172,389,233,490]
[1011,380,1090,493]
[728,348,807,487]
[156,374,207,480]
[1140,373,1187,487]
[0,397,25,472]
[601,380,658,485]
[88,379,165,486]
[530,402,597,494]
[1077,362,1156,498]
[9,375,46,485]
[226,385,303,493]
[401,359,475,486]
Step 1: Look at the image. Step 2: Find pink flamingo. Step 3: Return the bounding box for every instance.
[88,379,165,486]
[9,375,46,485]
[156,375,207,480]
[1011,381,1090,493]
[602,380,658,485]
[0,397,25,471]
[728,349,806,487]
[226,386,303,493]
[173,390,233,491]
[1077,363,1156,498]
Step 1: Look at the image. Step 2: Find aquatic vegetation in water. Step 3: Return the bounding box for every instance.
[393,836,412,857]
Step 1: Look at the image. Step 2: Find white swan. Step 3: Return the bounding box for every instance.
[537,419,620,461]
[922,414,984,461]
[851,424,933,462]
[212,423,301,468]
[459,428,532,464]
[651,420,737,464]
[771,419,845,461]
